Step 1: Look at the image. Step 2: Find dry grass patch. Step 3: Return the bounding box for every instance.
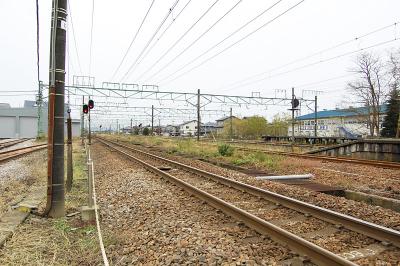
[0,141,111,265]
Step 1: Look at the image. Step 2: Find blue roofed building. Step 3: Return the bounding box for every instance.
[288,105,388,138]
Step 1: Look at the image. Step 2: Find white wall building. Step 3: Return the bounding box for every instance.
[179,120,202,136]
[0,100,81,139]
[288,105,387,138]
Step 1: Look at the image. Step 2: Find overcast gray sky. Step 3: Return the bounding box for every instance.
[0,0,399,127]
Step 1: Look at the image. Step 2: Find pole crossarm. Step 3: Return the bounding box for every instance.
[41,84,316,107]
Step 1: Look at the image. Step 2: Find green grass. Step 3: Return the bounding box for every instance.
[103,134,283,171]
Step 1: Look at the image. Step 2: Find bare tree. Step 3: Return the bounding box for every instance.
[347,52,388,136]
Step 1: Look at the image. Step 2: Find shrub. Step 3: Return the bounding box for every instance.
[142,127,150,135]
[218,143,234,156]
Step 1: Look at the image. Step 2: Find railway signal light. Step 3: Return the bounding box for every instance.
[88,99,94,109]
[83,104,89,114]
[291,98,299,109]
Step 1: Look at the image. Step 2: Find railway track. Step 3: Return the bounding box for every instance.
[0,138,30,150]
[205,142,400,169]
[0,144,47,163]
[97,137,400,265]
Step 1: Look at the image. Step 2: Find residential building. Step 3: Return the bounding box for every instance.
[215,116,236,134]
[288,105,387,138]
[165,125,180,136]
[179,120,203,136]
[202,122,218,136]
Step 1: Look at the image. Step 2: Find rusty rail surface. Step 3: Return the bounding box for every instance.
[0,138,30,150]
[98,137,357,266]
[0,144,47,163]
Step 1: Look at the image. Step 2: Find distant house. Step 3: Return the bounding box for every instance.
[165,125,180,136]
[215,116,236,134]
[288,105,388,138]
[179,120,203,136]
[202,122,218,135]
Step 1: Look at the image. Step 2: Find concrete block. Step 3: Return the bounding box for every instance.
[81,206,96,221]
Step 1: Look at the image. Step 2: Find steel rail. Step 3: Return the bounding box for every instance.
[0,139,30,149]
[98,138,356,266]
[98,137,400,248]
[0,144,47,163]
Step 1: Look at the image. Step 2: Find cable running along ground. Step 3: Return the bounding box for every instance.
[110,0,156,81]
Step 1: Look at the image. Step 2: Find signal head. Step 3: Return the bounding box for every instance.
[88,99,94,109]
[83,104,89,114]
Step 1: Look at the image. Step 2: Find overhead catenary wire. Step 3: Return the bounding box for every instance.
[110,0,156,81]
[67,1,83,75]
[225,37,400,90]
[132,0,194,80]
[89,0,95,78]
[35,0,40,85]
[159,0,305,85]
[137,0,228,82]
[220,21,400,91]
[119,0,181,83]
[149,0,284,83]
[151,0,285,83]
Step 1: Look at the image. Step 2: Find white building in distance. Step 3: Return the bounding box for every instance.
[288,105,387,138]
[179,120,203,136]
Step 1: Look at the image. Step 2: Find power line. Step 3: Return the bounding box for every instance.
[119,0,181,82]
[220,21,400,91]
[152,0,284,83]
[68,1,83,75]
[138,0,226,82]
[132,0,194,80]
[295,73,355,88]
[35,0,40,84]
[110,0,156,81]
[89,0,95,77]
[225,37,400,90]
[160,0,305,85]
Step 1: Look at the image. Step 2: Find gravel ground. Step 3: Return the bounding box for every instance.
[92,143,299,265]
[106,142,400,264]
[0,150,46,216]
[136,145,400,232]
[202,142,400,200]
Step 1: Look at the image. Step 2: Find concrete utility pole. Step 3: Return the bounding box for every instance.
[151,105,154,134]
[230,107,233,140]
[81,95,84,145]
[36,81,44,138]
[88,98,91,145]
[197,89,201,141]
[130,118,133,134]
[45,0,67,218]
[314,95,318,137]
[66,110,73,192]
